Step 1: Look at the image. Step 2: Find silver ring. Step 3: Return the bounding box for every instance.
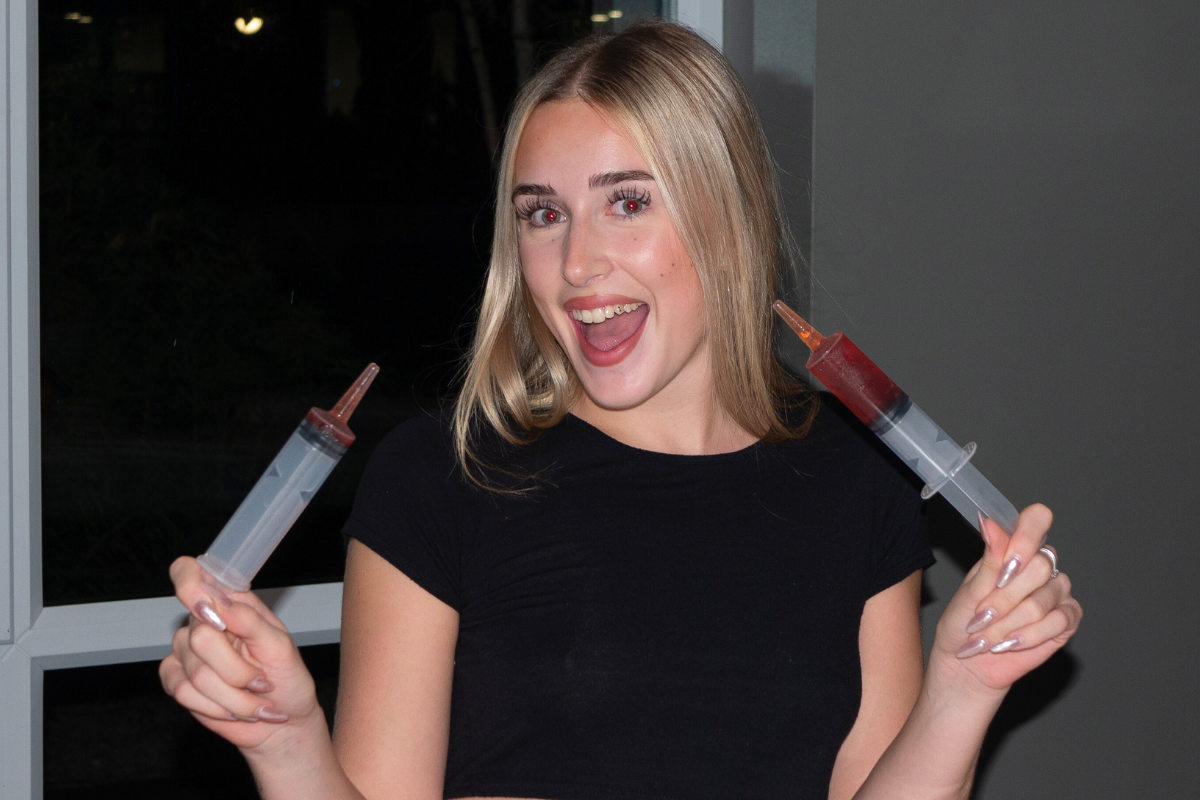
[1037,546,1059,579]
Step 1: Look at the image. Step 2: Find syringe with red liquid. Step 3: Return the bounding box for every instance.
[773,301,1019,534]
[198,363,380,591]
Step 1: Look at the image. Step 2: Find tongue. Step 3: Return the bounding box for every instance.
[581,304,649,351]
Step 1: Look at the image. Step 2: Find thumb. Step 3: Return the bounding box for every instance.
[208,596,299,672]
[967,511,1012,593]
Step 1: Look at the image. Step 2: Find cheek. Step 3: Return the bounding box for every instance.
[657,239,705,315]
[519,246,570,342]
[519,241,553,298]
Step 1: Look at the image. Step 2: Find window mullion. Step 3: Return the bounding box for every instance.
[10,0,40,641]
[0,643,44,800]
[0,0,10,645]
[25,582,344,670]
[672,0,723,49]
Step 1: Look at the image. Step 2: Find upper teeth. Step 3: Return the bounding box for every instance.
[572,303,642,323]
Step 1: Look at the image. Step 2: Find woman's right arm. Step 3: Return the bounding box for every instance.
[331,539,460,799]
[160,541,458,800]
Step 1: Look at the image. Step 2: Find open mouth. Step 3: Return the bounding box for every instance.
[571,302,648,352]
[567,300,650,366]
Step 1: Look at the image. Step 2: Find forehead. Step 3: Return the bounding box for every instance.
[513,100,650,188]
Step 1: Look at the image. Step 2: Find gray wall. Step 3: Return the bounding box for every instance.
[809,2,1198,797]
[725,0,818,371]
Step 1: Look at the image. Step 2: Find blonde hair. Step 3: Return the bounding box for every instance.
[453,20,816,487]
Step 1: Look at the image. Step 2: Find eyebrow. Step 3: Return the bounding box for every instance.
[511,182,555,202]
[510,170,655,203]
[588,169,655,190]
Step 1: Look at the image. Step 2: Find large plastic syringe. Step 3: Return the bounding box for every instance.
[198,363,379,591]
[773,301,1019,535]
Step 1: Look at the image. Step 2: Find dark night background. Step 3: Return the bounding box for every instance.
[41,0,605,607]
[40,2,650,795]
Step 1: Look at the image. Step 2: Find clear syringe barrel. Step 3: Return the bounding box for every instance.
[197,418,345,591]
[774,301,1021,535]
[197,364,378,591]
[875,400,1020,534]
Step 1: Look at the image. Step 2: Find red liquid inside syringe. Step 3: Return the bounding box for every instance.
[773,301,904,427]
[807,333,905,427]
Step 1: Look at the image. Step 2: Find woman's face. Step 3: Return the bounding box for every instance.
[513,100,710,413]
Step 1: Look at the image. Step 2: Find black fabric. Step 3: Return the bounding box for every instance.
[343,397,934,800]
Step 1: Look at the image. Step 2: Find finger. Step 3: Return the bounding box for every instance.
[960,513,1011,594]
[974,573,1071,647]
[171,556,234,631]
[967,548,1063,632]
[985,594,1083,654]
[202,572,290,633]
[186,660,286,721]
[160,654,243,721]
[210,596,297,661]
[995,504,1053,589]
[185,616,273,692]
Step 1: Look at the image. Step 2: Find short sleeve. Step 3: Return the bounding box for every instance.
[341,413,466,611]
[865,443,936,598]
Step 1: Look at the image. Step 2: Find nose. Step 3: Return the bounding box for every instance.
[560,216,611,287]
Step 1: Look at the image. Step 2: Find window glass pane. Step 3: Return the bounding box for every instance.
[41,1,661,605]
[43,644,339,798]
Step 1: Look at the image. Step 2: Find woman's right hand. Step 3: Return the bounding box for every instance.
[159,556,324,753]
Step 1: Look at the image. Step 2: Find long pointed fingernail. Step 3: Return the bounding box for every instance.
[977,511,990,547]
[956,637,989,658]
[966,608,996,634]
[990,635,1023,653]
[255,705,289,722]
[193,599,226,631]
[246,676,273,693]
[997,555,1022,588]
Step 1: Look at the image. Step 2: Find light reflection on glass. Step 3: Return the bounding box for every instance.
[235,16,263,35]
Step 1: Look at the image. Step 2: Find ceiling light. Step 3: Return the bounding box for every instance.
[235,16,263,35]
[590,14,609,23]
[608,10,624,18]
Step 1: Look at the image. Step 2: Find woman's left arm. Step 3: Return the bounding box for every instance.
[840,504,1083,800]
[828,570,926,800]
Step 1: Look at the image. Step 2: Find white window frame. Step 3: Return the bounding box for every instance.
[673,0,723,49]
[0,2,723,796]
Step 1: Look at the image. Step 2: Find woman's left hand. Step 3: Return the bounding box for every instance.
[930,504,1083,694]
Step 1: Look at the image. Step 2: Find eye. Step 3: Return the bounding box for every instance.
[517,199,565,228]
[609,187,651,218]
[534,208,562,226]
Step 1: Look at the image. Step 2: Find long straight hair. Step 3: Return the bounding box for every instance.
[453,21,816,487]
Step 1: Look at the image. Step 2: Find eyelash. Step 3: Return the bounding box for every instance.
[515,197,558,222]
[514,186,653,227]
[608,187,652,217]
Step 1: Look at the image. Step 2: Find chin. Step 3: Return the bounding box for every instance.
[574,370,655,411]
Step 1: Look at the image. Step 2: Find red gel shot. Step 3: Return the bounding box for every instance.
[806,333,904,427]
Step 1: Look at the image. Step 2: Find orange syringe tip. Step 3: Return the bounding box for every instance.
[772,300,826,352]
[330,363,380,421]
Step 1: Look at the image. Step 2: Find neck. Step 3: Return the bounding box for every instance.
[570,385,758,456]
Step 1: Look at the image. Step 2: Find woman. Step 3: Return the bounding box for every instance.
[162,21,1081,800]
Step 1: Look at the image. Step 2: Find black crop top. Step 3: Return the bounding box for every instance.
[343,398,934,800]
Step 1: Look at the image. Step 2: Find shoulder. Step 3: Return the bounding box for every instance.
[369,408,456,472]
[349,408,469,519]
[344,409,477,609]
[767,394,928,533]
[778,393,912,478]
